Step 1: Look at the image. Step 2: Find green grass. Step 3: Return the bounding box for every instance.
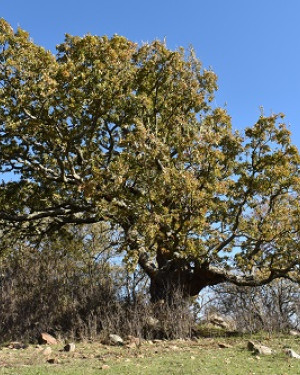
[1,334,300,375]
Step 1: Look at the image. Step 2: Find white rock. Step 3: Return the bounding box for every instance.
[247,341,273,355]
[255,345,273,356]
[285,349,300,359]
[290,330,300,336]
[109,334,124,345]
[208,314,236,330]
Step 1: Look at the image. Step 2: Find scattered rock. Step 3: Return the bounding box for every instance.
[42,347,52,356]
[247,341,273,355]
[64,343,76,352]
[8,342,27,349]
[209,314,228,328]
[101,364,110,370]
[285,349,300,359]
[256,345,273,356]
[289,330,300,336]
[109,334,124,346]
[126,336,141,348]
[38,332,57,345]
[218,342,233,349]
[207,314,236,330]
[47,358,58,364]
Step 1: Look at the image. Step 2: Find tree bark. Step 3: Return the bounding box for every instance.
[138,252,227,303]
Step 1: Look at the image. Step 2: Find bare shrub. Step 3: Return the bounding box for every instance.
[99,273,198,340]
[0,226,199,342]
[206,280,300,333]
[0,245,116,341]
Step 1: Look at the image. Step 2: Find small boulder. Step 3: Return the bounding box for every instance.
[126,336,141,348]
[109,334,124,346]
[207,314,236,330]
[285,349,300,359]
[289,330,300,337]
[256,345,273,356]
[64,343,76,352]
[38,332,57,345]
[47,358,58,364]
[218,342,233,349]
[8,342,27,350]
[247,341,273,356]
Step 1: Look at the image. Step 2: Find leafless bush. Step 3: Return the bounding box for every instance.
[3,232,299,342]
[0,245,117,341]
[0,227,199,342]
[206,280,300,333]
[98,277,198,340]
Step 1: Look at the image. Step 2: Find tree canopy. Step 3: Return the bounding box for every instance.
[1,19,300,301]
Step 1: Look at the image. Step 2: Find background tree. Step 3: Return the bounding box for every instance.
[1,19,300,303]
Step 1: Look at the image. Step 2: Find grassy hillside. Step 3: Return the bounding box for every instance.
[0,334,300,375]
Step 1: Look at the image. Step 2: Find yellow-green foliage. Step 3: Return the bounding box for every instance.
[1,19,300,291]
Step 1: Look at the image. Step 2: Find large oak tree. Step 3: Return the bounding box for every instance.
[1,19,300,302]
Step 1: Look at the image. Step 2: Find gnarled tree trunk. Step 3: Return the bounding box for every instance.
[138,252,227,303]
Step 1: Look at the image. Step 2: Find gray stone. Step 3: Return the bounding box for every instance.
[38,332,57,345]
[126,336,141,348]
[8,342,27,349]
[247,341,273,355]
[109,334,124,346]
[218,342,233,349]
[285,349,300,359]
[207,314,236,330]
[64,342,75,352]
[255,345,273,356]
[290,330,300,336]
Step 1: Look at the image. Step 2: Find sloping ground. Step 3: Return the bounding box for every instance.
[0,335,300,375]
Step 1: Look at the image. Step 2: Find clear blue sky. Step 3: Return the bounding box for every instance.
[2,0,300,145]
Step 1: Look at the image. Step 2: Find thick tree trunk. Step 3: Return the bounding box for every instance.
[149,265,227,303]
[138,252,227,303]
[138,249,288,304]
